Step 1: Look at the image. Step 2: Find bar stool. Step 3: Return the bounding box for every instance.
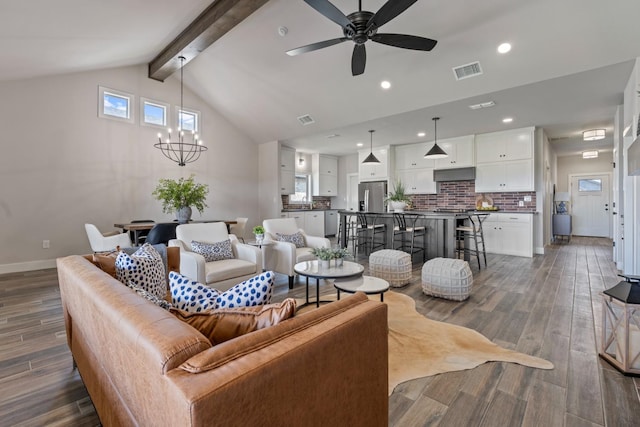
[337,212,359,253]
[392,213,426,260]
[355,213,386,257]
[455,213,488,269]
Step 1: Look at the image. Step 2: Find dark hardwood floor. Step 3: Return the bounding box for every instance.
[1,237,639,426]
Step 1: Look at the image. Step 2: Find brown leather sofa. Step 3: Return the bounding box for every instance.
[57,253,388,426]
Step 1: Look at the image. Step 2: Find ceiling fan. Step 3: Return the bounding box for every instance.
[286,0,438,76]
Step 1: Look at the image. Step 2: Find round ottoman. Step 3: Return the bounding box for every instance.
[421,257,473,301]
[369,249,412,288]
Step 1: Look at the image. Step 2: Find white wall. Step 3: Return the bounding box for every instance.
[0,64,259,272]
[556,153,614,192]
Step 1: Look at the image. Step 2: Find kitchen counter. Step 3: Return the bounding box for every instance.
[282,208,337,212]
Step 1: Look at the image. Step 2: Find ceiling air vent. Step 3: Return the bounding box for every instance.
[453,61,483,81]
[297,114,315,125]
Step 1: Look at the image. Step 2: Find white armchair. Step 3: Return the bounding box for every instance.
[169,222,262,291]
[263,218,331,289]
[84,224,132,253]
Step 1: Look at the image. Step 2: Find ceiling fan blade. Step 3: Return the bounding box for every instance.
[304,0,352,29]
[371,33,438,51]
[367,0,418,30]
[351,44,366,76]
[286,37,348,56]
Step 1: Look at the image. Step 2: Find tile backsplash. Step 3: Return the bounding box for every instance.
[409,181,536,211]
[282,195,331,211]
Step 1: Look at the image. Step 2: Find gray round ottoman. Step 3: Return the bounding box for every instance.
[421,257,473,301]
[369,249,412,288]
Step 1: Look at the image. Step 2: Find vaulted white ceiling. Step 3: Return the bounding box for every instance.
[2,0,640,157]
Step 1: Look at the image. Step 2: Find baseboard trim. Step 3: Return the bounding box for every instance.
[0,259,57,275]
[535,246,545,255]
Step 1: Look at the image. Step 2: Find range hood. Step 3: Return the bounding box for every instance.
[433,167,476,182]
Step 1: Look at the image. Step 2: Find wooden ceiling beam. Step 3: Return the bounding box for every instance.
[148,0,269,82]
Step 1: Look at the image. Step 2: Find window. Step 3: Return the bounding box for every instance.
[141,98,169,127]
[177,108,199,133]
[289,174,311,204]
[578,179,602,192]
[98,86,135,123]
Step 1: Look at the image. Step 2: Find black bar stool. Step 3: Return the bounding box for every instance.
[392,213,426,260]
[355,213,386,257]
[455,213,488,269]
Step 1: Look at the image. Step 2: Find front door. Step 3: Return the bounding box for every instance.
[570,174,611,237]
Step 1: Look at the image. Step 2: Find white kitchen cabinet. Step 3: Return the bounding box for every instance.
[475,159,534,192]
[482,213,533,257]
[396,168,436,194]
[394,143,435,170]
[324,210,338,237]
[280,146,296,195]
[434,135,475,169]
[359,147,391,181]
[287,212,305,229]
[312,154,338,196]
[279,212,288,219]
[304,211,324,236]
[475,127,534,163]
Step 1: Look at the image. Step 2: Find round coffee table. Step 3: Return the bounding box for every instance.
[334,276,390,302]
[294,260,364,307]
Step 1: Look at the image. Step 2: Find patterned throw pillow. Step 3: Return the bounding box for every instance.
[129,284,173,311]
[115,243,166,299]
[169,271,275,313]
[191,239,234,262]
[276,231,306,248]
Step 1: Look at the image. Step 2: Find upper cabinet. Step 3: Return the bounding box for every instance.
[434,135,475,169]
[359,147,391,181]
[394,143,436,194]
[475,128,534,163]
[394,144,435,170]
[280,146,295,195]
[312,154,338,196]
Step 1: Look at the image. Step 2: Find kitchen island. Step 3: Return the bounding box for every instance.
[338,210,473,260]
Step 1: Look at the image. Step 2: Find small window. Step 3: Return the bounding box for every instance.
[578,179,602,192]
[177,108,199,133]
[98,86,134,123]
[289,174,311,203]
[141,98,169,127]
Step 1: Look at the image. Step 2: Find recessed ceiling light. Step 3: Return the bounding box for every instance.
[380,80,391,89]
[357,142,363,147]
[417,132,426,137]
[498,42,511,54]
[502,117,513,123]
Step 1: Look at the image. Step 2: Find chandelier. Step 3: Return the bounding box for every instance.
[154,56,207,166]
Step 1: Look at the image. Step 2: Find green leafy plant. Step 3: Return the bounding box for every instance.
[152,175,209,214]
[385,180,412,206]
[332,247,351,259]
[311,247,334,261]
[253,225,265,235]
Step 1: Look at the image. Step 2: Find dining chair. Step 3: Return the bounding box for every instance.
[84,224,132,253]
[145,223,179,246]
[229,217,248,243]
[129,219,154,245]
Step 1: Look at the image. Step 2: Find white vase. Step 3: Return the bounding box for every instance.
[255,233,264,244]
[390,201,407,212]
[177,206,192,224]
[335,258,344,267]
[320,259,330,269]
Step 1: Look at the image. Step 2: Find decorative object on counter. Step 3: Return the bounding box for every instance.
[252,225,265,244]
[554,192,570,214]
[154,56,207,166]
[424,117,448,159]
[332,247,351,267]
[600,273,640,374]
[385,180,412,212]
[475,193,495,210]
[311,247,334,268]
[152,175,209,224]
[362,130,381,164]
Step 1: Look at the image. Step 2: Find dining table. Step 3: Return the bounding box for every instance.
[114,220,237,245]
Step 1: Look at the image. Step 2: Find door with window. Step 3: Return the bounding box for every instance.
[570,174,611,237]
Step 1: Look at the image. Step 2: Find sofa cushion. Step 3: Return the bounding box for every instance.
[170,298,296,345]
[204,259,257,284]
[276,231,306,248]
[169,271,275,313]
[130,284,173,310]
[115,244,166,299]
[191,239,234,262]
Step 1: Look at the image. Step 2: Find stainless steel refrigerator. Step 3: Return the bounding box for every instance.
[358,181,387,212]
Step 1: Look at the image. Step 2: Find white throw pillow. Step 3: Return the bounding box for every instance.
[276,231,306,248]
[191,239,234,262]
[115,243,166,299]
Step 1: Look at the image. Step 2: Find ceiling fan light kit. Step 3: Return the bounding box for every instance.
[424,117,448,159]
[287,0,437,76]
[362,129,381,164]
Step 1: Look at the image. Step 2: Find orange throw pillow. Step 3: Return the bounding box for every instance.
[92,250,119,278]
[171,298,297,345]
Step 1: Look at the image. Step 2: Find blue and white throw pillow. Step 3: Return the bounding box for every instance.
[276,231,305,248]
[169,271,275,313]
[191,239,234,262]
[115,243,166,299]
[129,284,173,311]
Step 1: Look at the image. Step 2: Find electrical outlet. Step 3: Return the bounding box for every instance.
[524,196,532,202]
[42,240,50,249]
[518,201,524,207]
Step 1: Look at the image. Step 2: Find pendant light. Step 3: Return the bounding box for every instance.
[362,130,381,164]
[424,117,448,159]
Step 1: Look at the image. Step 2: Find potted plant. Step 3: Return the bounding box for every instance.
[253,225,265,243]
[385,180,412,212]
[332,247,351,267]
[152,175,209,223]
[311,247,334,269]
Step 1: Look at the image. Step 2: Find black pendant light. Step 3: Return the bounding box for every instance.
[362,130,381,164]
[424,117,448,159]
